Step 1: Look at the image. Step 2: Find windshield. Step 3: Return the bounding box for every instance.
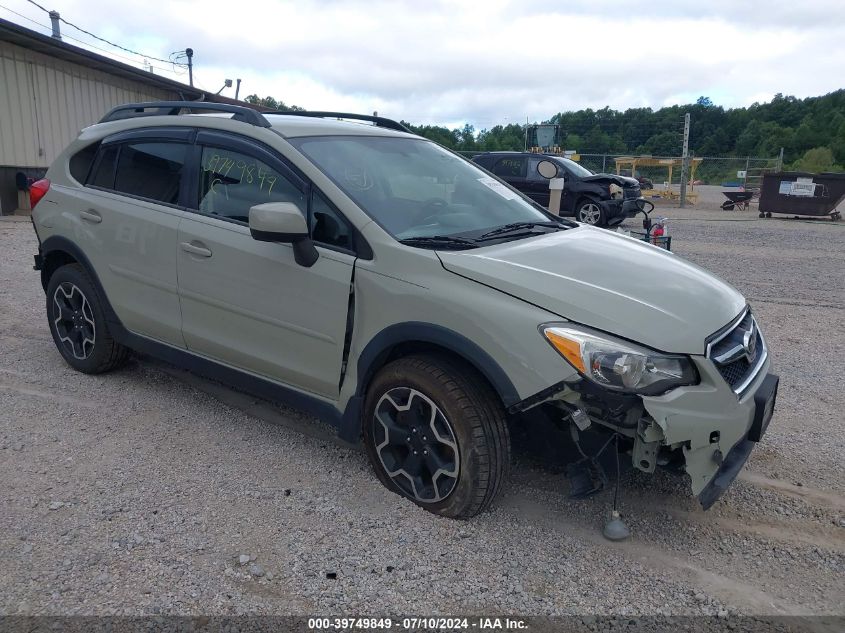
[290,136,560,240]
[557,157,594,178]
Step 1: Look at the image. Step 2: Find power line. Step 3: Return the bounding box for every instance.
[25,0,186,67]
[0,4,184,75]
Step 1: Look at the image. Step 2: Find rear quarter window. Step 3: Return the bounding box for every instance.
[69,142,100,184]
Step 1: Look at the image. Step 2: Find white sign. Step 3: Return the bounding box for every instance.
[790,182,816,197]
[779,180,816,196]
[737,170,746,178]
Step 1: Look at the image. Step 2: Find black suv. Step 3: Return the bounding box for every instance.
[473,152,642,226]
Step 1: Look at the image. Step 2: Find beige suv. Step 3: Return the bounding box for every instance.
[30,102,777,519]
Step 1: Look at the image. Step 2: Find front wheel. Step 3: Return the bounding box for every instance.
[363,355,510,519]
[577,200,605,226]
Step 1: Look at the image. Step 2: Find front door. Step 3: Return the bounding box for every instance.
[176,133,355,398]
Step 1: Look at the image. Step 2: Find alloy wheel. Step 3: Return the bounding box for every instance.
[52,282,96,360]
[373,387,460,503]
[578,202,602,224]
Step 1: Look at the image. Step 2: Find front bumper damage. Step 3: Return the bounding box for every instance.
[638,356,777,508]
[529,350,777,509]
[696,372,778,508]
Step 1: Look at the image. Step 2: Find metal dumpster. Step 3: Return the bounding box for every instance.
[759,171,845,220]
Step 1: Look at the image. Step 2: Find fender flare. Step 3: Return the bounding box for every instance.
[337,322,521,443]
[39,235,121,325]
[353,321,521,406]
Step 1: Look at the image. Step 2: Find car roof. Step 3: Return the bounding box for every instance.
[262,114,414,139]
[84,111,417,142]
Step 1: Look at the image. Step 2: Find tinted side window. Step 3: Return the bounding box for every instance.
[113,142,187,205]
[198,146,306,224]
[493,157,526,179]
[69,142,100,183]
[310,190,351,250]
[87,145,119,189]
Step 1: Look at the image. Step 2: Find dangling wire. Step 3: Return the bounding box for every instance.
[612,432,621,512]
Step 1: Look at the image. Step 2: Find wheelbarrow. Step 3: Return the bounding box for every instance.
[721,191,755,211]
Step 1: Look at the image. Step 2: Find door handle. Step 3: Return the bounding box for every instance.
[80,209,102,224]
[180,241,212,258]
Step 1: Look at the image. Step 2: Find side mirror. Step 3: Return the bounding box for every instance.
[249,202,319,267]
[537,159,559,179]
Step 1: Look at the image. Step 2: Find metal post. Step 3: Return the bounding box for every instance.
[524,116,528,151]
[602,154,607,172]
[235,79,241,100]
[679,112,690,208]
[744,156,750,189]
[777,147,784,172]
[49,11,61,40]
[185,48,194,87]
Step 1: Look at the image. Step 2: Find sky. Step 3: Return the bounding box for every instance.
[3,0,845,129]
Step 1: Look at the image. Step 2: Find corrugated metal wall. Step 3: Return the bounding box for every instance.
[0,40,177,168]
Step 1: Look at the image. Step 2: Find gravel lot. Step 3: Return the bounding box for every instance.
[1,201,843,618]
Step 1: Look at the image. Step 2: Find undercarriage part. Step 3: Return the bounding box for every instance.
[633,436,658,473]
[603,434,631,541]
[566,422,615,498]
[566,457,607,498]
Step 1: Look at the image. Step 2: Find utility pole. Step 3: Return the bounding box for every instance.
[235,78,241,100]
[679,112,690,208]
[524,116,528,151]
[185,48,194,87]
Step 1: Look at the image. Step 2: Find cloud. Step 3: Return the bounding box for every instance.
[6,0,844,128]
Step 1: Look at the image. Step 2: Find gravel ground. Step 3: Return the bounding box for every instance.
[0,207,843,618]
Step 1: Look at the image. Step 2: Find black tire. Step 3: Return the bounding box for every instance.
[363,354,510,519]
[576,199,605,226]
[45,264,129,374]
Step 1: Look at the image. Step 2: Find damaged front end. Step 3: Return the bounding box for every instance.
[526,311,778,509]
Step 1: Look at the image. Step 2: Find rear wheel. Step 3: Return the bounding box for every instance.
[363,354,510,519]
[577,200,605,226]
[46,264,128,374]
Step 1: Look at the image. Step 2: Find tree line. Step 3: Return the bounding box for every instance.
[245,90,845,172]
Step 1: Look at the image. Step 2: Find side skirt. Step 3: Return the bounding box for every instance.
[111,322,345,430]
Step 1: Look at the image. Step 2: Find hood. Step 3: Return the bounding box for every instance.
[438,227,746,355]
[582,174,640,188]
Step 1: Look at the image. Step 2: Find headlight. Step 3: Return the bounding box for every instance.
[541,324,697,395]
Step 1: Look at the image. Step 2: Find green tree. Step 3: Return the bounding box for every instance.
[243,94,304,112]
[790,147,843,172]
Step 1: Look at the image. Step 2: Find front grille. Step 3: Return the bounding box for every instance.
[624,187,640,199]
[707,311,767,395]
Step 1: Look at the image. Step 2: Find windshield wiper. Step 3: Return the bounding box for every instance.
[477,221,568,240]
[398,235,479,250]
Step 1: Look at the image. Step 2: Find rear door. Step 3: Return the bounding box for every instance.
[525,156,552,208]
[76,129,191,347]
[176,131,355,398]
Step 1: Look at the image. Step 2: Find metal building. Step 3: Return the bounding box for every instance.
[0,17,232,215]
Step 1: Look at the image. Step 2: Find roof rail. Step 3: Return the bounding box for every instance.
[275,110,412,133]
[99,101,271,127]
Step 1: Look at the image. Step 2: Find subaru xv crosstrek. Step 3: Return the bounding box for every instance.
[29,102,778,518]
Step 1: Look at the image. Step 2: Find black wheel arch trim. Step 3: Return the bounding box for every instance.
[342,322,521,435]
